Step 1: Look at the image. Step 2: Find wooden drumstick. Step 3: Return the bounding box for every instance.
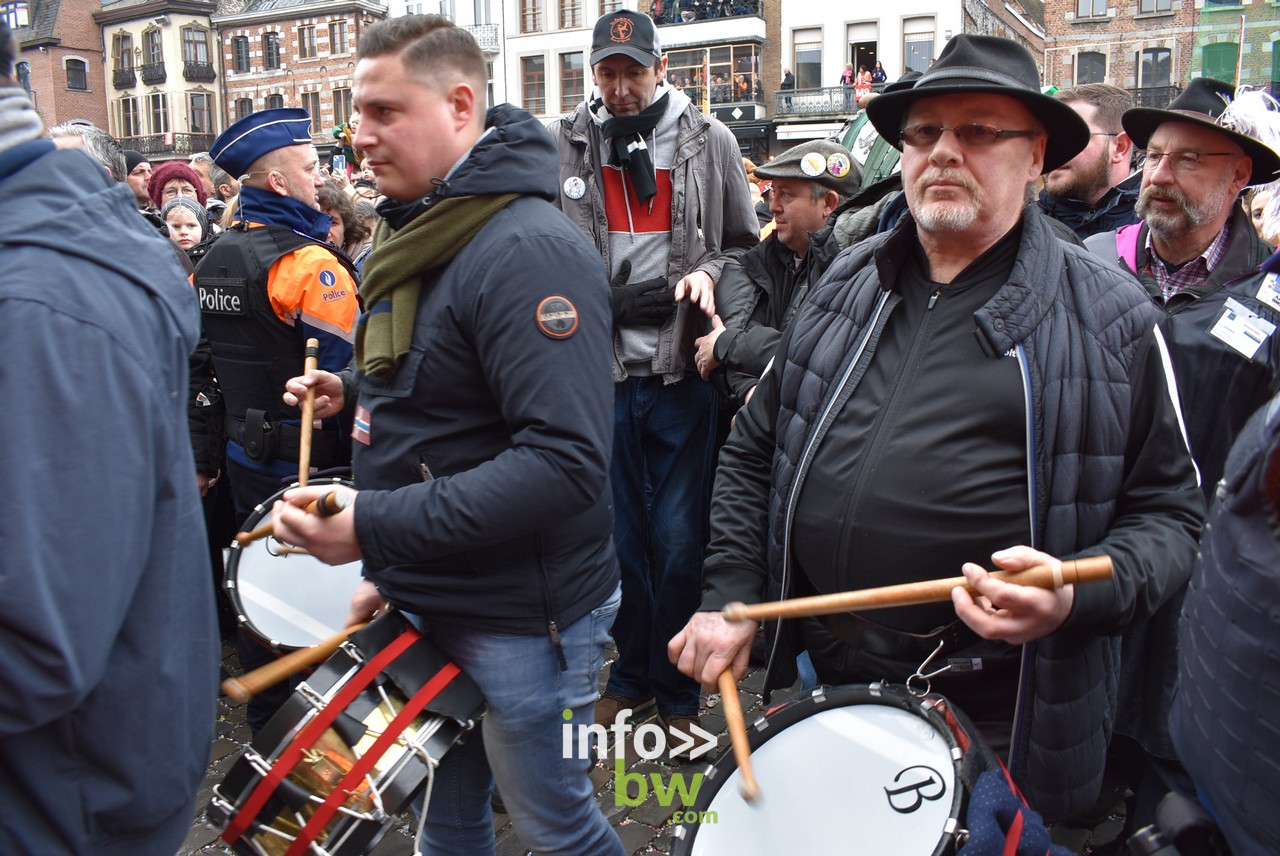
[221,622,368,703]
[297,337,320,487]
[717,668,760,802]
[722,555,1113,623]
[232,490,350,547]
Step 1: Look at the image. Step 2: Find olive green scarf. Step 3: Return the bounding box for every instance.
[356,193,519,378]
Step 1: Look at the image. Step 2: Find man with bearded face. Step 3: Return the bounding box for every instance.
[1037,84,1140,239]
[670,35,1203,822]
[1083,77,1280,834]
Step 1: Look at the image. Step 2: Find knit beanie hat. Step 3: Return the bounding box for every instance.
[148,159,208,208]
[123,149,149,174]
[160,196,210,239]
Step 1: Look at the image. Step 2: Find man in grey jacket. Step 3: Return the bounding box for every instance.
[551,9,757,749]
[670,35,1203,821]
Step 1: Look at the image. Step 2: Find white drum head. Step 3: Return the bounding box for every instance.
[687,703,957,855]
[225,478,364,650]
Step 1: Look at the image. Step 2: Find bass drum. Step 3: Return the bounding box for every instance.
[671,683,976,856]
[224,477,364,650]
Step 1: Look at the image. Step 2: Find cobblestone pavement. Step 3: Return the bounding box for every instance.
[178,638,1124,856]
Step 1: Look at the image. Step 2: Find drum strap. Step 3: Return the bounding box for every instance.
[285,660,463,856]
[222,628,422,846]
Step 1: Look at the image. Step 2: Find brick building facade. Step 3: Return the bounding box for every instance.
[11,0,110,129]
[213,0,385,150]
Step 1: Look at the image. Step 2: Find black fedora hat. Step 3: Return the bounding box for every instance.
[1122,77,1280,186]
[865,34,1089,173]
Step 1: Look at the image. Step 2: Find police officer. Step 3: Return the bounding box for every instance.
[195,107,361,735]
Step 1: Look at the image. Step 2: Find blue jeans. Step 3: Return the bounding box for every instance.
[607,375,716,717]
[409,585,623,856]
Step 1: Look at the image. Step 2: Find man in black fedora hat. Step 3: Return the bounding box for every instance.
[1083,77,1280,835]
[670,33,1203,823]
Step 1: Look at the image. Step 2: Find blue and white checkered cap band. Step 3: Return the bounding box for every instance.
[210,107,314,177]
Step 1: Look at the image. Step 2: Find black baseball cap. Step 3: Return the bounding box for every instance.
[590,10,662,67]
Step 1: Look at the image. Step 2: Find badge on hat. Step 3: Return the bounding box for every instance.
[536,296,579,339]
[800,152,826,177]
[827,152,851,179]
[563,176,586,200]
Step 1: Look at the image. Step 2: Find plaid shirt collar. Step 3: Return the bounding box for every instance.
[1143,220,1231,301]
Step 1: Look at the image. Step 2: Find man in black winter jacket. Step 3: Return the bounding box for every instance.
[274,16,623,856]
[696,139,860,403]
[1083,76,1280,834]
[1037,83,1140,240]
[670,35,1203,822]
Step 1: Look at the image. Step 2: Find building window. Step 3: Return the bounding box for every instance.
[600,0,623,10]
[333,87,353,124]
[235,97,254,120]
[1203,42,1238,83]
[559,0,581,29]
[1076,0,1106,17]
[520,0,543,34]
[329,21,348,54]
[903,28,934,74]
[559,51,583,113]
[667,43,761,108]
[302,91,322,133]
[793,35,821,89]
[233,36,251,72]
[1076,51,1106,83]
[16,60,30,91]
[145,29,163,65]
[119,96,141,136]
[263,33,281,70]
[299,26,317,59]
[406,2,424,12]
[183,27,209,64]
[1138,0,1171,13]
[112,33,134,70]
[1137,47,1172,87]
[189,92,211,133]
[521,55,546,114]
[475,0,491,23]
[266,93,285,110]
[65,59,88,91]
[149,91,169,133]
[1,1,28,28]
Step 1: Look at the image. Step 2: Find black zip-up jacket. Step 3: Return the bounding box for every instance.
[701,205,1204,820]
[349,105,619,637]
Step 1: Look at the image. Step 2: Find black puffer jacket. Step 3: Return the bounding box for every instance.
[701,204,1204,820]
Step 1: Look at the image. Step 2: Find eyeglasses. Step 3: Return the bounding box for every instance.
[1140,149,1235,174]
[161,185,198,199]
[900,123,1039,147]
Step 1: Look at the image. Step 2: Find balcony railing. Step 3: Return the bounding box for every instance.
[1126,85,1180,109]
[141,63,167,85]
[184,61,217,83]
[112,67,137,89]
[464,23,499,53]
[774,83,886,117]
[118,132,217,158]
[652,0,762,24]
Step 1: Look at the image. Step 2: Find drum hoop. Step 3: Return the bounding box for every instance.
[671,683,966,856]
[223,476,356,650]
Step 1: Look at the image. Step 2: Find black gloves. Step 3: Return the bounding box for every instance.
[609,259,675,327]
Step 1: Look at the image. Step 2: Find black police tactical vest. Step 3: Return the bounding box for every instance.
[194,224,352,435]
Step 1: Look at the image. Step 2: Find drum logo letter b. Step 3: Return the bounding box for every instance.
[884,765,946,814]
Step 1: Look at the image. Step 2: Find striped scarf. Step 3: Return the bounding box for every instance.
[588,81,671,205]
[0,84,42,157]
